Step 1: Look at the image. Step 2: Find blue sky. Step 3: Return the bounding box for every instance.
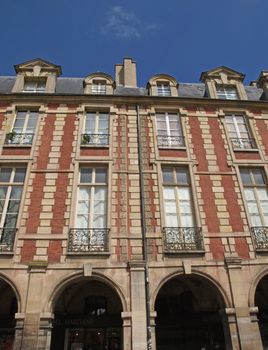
[0,0,267,86]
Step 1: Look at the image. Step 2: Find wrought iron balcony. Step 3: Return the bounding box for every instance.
[157,135,185,148]
[0,228,16,252]
[5,132,34,145]
[81,133,109,146]
[68,228,109,253]
[251,227,268,250]
[230,137,257,150]
[163,227,204,253]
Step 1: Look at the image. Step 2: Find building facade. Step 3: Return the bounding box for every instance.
[1,58,268,349]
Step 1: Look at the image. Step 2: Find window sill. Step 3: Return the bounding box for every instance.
[158,145,186,150]
[0,251,14,257]
[233,148,259,152]
[164,249,205,255]
[66,251,110,257]
[80,144,109,148]
[3,144,32,148]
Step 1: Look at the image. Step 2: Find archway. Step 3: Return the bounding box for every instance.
[154,274,227,350]
[0,278,17,350]
[50,278,123,350]
[255,274,268,348]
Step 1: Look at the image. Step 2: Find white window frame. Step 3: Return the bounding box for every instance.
[225,114,255,149]
[76,167,108,229]
[0,167,26,246]
[162,166,195,227]
[6,110,38,145]
[22,79,46,93]
[240,168,268,227]
[156,112,184,147]
[157,82,171,96]
[216,86,239,100]
[82,112,109,146]
[92,80,106,95]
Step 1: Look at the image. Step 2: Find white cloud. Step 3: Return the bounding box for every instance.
[103,6,157,39]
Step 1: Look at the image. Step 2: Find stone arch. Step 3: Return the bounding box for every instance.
[0,272,22,313]
[148,73,178,87]
[46,271,127,314]
[249,266,268,307]
[151,269,231,310]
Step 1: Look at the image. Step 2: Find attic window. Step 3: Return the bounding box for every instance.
[216,86,238,100]
[23,79,46,93]
[157,82,171,96]
[92,80,106,95]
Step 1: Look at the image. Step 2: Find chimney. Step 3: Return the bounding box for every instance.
[115,58,137,88]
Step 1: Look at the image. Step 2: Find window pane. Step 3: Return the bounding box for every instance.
[176,169,188,184]
[0,168,12,182]
[14,168,26,183]
[240,170,251,185]
[162,168,174,183]
[80,168,92,183]
[253,169,265,185]
[95,169,107,183]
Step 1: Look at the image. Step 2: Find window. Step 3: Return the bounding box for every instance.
[92,80,106,94]
[162,166,202,251]
[23,79,46,93]
[81,112,109,146]
[68,167,109,253]
[5,110,38,145]
[216,86,238,100]
[156,112,184,147]
[157,82,171,96]
[240,168,268,249]
[225,114,256,149]
[0,167,26,251]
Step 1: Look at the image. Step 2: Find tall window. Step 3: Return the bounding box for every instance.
[157,82,171,96]
[5,110,38,145]
[92,80,106,95]
[156,113,184,147]
[240,168,268,227]
[0,167,26,251]
[225,114,256,149]
[76,167,107,229]
[216,86,238,100]
[23,79,46,93]
[162,167,194,227]
[81,112,109,146]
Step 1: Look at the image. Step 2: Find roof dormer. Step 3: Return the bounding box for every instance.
[12,58,61,93]
[147,74,178,97]
[200,66,247,100]
[84,73,114,95]
[256,71,268,100]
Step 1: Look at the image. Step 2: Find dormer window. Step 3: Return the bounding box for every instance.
[157,82,171,96]
[92,80,106,95]
[23,79,46,93]
[216,86,239,100]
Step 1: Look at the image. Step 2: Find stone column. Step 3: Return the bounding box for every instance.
[36,312,54,350]
[128,261,147,350]
[225,256,263,350]
[20,262,48,350]
[150,311,157,350]
[122,312,131,350]
[223,308,240,350]
[13,313,25,350]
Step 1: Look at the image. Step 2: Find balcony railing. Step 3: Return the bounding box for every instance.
[163,227,204,253]
[0,228,16,252]
[81,133,109,146]
[251,227,268,250]
[157,135,185,148]
[230,137,257,150]
[5,132,34,145]
[68,228,109,253]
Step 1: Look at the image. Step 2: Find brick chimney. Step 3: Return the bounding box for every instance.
[115,58,137,87]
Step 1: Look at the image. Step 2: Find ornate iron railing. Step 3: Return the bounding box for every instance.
[251,227,268,250]
[230,137,257,150]
[0,228,17,252]
[5,132,34,145]
[157,135,185,147]
[68,228,109,253]
[81,133,109,146]
[163,227,204,252]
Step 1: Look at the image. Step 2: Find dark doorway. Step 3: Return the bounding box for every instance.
[50,279,122,350]
[255,274,268,348]
[155,275,226,350]
[0,279,17,350]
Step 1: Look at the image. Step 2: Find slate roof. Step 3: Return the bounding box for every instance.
[0,76,265,101]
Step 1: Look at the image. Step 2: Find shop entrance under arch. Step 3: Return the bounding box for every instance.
[255,273,268,348]
[0,278,17,350]
[155,274,229,350]
[50,278,123,350]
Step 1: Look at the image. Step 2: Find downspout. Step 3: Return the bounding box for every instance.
[136,104,152,350]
